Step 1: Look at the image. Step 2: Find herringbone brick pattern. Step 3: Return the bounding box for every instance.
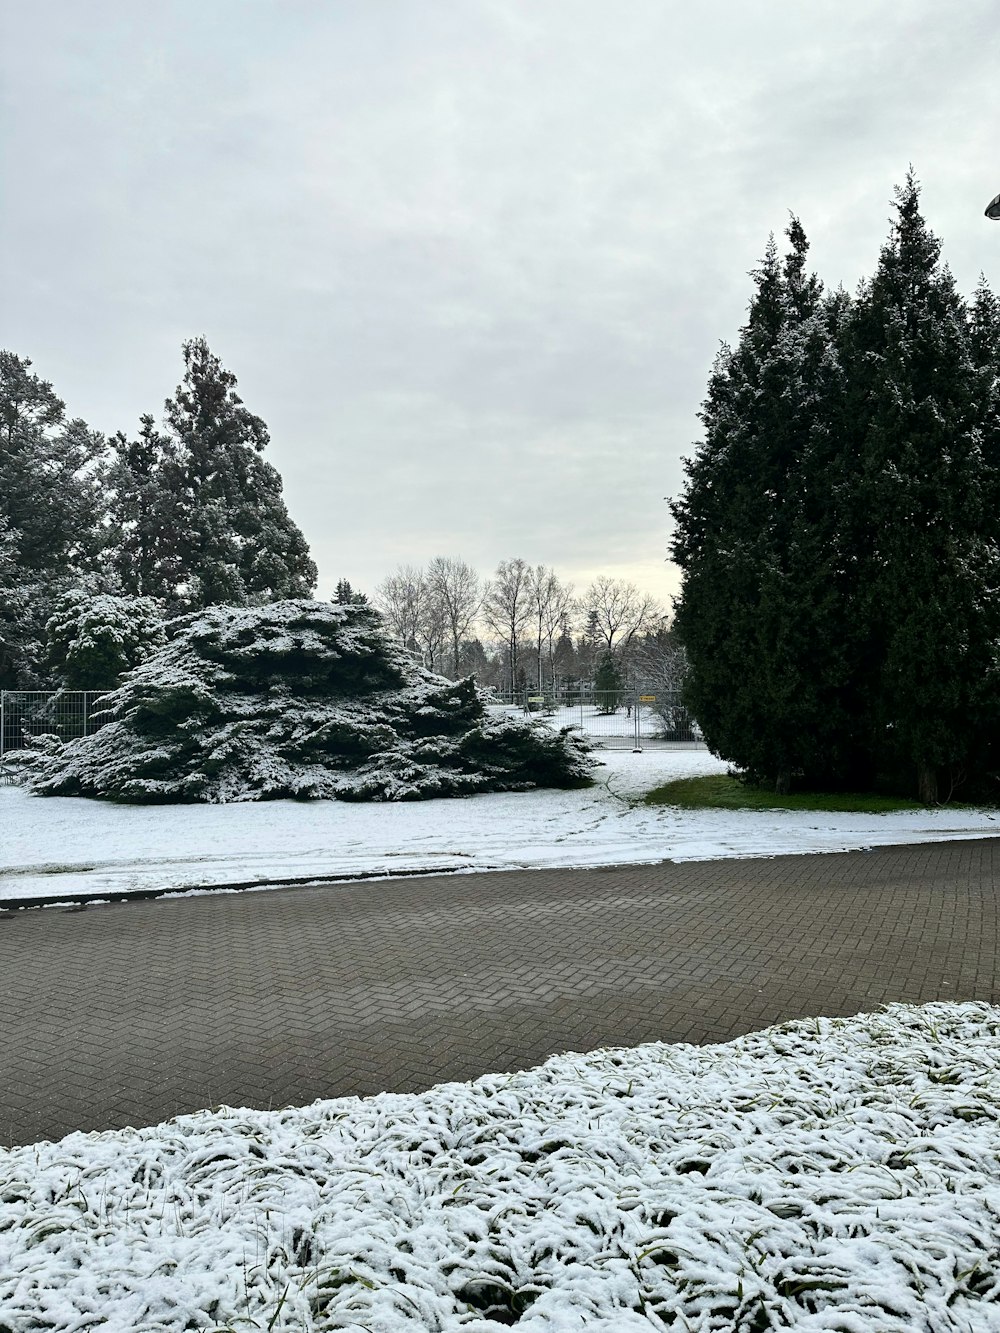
[1,838,998,1146]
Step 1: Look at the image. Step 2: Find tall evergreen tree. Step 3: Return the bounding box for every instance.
[0,352,103,686]
[157,338,317,611]
[671,221,850,791]
[101,415,185,603]
[0,352,102,579]
[838,174,999,802]
[672,179,1000,802]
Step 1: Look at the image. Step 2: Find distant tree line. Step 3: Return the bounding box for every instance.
[671,174,1000,802]
[373,558,678,698]
[1,338,316,689]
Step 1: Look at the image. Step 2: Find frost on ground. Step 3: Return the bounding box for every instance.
[2,1003,1000,1331]
[2,748,999,904]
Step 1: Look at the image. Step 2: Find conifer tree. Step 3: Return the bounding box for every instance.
[0,352,103,686]
[672,178,1000,802]
[671,221,848,791]
[593,651,623,714]
[101,415,184,603]
[160,338,317,611]
[334,578,368,605]
[837,176,1000,801]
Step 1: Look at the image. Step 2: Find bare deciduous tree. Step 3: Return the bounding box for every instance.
[425,555,482,678]
[373,565,426,653]
[527,565,575,691]
[481,557,533,692]
[583,575,664,660]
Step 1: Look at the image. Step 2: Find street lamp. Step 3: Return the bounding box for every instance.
[987,191,1000,220]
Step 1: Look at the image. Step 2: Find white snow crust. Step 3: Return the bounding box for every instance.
[2,1002,999,1330]
[2,749,998,904]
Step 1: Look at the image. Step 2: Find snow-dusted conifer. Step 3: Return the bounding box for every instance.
[671,220,847,792]
[26,600,593,803]
[0,351,104,687]
[839,175,999,802]
[45,589,166,689]
[159,338,317,611]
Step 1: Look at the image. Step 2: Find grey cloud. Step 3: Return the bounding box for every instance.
[2,0,998,607]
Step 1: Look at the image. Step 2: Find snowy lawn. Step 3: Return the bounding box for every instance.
[2,749,998,905]
[2,1002,999,1330]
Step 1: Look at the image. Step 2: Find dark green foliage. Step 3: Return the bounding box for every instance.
[671,179,1000,801]
[672,221,857,791]
[3,342,319,685]
[334,578,368,605]
[593,652,624,714]
[100,416,185,602]
[105,338,317,613]
[837,174,999,802]
[26,600,594,803]
[0,352,103,578]
[44,590,166,688]
[0,352,104,687]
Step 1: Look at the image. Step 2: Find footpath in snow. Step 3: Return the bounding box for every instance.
[2,1002,999,1330]
[2,748,998,904]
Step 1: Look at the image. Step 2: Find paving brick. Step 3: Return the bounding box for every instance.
[1,839,1000,1145]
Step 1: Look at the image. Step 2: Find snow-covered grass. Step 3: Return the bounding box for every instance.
[3,1002,999,1330]
[2,749,998,905]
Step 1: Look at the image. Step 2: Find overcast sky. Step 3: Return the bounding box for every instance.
[2,1,998,607]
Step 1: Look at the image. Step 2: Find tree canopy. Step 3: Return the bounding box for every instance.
[1,339,317,688]
[671,175,1000,802]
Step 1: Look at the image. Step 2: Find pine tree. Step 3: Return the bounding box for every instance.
[0,352,102,578]
[101,415,185,604]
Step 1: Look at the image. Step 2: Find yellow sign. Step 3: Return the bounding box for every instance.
[527,695,545,703]
[639,694,656,702]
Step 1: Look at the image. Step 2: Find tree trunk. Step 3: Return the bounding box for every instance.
[917,759,938,805]
[775,768,791,796]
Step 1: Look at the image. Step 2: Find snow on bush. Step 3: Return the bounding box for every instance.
[23,599,594,803]
[2,1003,999,1331]
[44,589,166,689]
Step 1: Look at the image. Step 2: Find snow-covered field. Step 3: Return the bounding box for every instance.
[2,749,998,905]
[2,1002,999,1331]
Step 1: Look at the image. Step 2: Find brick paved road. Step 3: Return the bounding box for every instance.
[2,838,998,1146]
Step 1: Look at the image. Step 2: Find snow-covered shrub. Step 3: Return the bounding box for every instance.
[45,589,166,688]
[26,599,594,802]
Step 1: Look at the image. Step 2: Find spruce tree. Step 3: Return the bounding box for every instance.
[334,578,368,605]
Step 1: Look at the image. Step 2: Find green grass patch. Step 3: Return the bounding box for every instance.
[644,774,924,813]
